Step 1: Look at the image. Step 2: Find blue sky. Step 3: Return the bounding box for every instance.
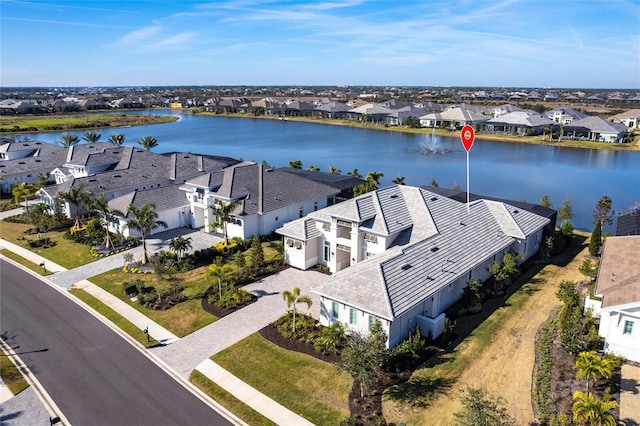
[2,0,639,88]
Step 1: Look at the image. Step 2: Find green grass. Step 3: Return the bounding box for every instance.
[88,268,217,337]
[0,351,29,396]
[0,249,53,275]
[69,288,160,348]
[0,113,178,133]
[1,220,94,268]
[213,333,351,426]
[189,370,277,426]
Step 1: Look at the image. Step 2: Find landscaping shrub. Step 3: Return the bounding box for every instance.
[211,289,254,309]
[271,312,321,343]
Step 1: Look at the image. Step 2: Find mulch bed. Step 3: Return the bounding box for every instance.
[201,291,257,318]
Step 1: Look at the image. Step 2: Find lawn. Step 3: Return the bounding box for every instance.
[212,333,352,426]
[189,370,277,426]
[1,220,94,268]
[0,113,177,133]
[0,350,29,396]
[69,288,160,348]
[0,249,53,275]
[88,267,216,337]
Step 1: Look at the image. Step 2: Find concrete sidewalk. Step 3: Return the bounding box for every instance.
[0,238,67,273]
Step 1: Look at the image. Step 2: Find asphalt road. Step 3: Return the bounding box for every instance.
[0,259,234,426]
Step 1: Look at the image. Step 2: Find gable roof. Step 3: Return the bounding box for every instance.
[310,186,549,320]
[596,236,640,308]
[108,184,188,218]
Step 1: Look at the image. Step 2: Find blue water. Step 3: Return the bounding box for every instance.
[16,111,640,232]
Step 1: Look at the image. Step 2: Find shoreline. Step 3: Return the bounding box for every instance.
[197,111,640,152]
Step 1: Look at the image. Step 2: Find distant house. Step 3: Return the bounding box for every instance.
[277,185,550,347]
[616,207,640,236]
[0,140,63,193]
[546,106,589,125]
[179,163,341,239]
[564,116,629,142]
[480,110,555,136]
[610,109,640,129]
[585,236,640,363]
[418,107,488,129]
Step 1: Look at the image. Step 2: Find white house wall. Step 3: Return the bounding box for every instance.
[319,296,391,346]
[599,307,640,363]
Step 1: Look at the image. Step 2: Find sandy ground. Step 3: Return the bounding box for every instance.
[384,241,590,425]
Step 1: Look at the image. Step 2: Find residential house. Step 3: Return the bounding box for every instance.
[277,185,550,347]
[480,110,556,136]
[546,107,589,125]
[564,116,629,142]
[616,207,640,236]
[0,140,65,193]
[610,109,640,129]
[179,162,341,239]
[418,107,488,129]
[584,236,640,363]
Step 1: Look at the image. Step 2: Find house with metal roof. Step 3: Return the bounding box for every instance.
[564,116,629,142]
[546,106,589,125]
[0,140,66,193]
[179,162,341,240]
[480,110,555,136]
[585,236,640,363]
[418,107,488,129]
[276,185,550,347]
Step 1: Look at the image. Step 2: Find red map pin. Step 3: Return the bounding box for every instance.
[460,125,475,152]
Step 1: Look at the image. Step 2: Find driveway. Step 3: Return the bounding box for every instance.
[620,363,640,426]
[150,268,329,377]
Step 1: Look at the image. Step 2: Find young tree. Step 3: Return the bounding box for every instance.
[539,194,552,208]
[90,194,125,252]
[281,287,313,333]
[589,219,602,256]
[454,386,515,426]
[314,322,346,355]
[340,322,388,398]
[82,130,101,143]
[169,236,192,260]
[574,351,606,392]
[452,181,460,191]
[12,181,38,211]
[58,183,93,228]
[347,168,362,179]
[210,198,242,245]
[572,391,618,426]
[138,136,158,151]
[328,165,341,174]
[207,263,233,300]
[593,195,614,225]
[578,259,599,281]
[558,198,574,226]
[58,132,80,147]
[125,202,168,264]
[249,234,264,270]
[429,178,439,188]
[306,165,319,172]
[107,133,126,146]
[392,176,406,185]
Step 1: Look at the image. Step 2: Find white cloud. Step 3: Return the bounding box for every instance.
[117,25,162,45]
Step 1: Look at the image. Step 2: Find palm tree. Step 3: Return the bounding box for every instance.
[206,263,233,300]
[138,136,158,151]
[210,198,242,245]
[307,165,320,172]
[12,181,38,212]
[365,171,384,188]
[58,132,80,147]
[328,166,341,174]
[574,351,606,392]
[315,321,346,355]
[347,168,362,179]
[107,133,126,146]
[169,236,192,260]
[392,176,406,185]
[572,391,618,426]
[125,202,168,264]
[430,178,439,188]
[288,159,302,169]
[58,183,93,228]
[282,287,313,333]
[90,194,124,252]
[82,130,101,143]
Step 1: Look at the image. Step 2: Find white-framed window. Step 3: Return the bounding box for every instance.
[286,239,294,247]
[349,308,357,325]
[331,301,339,319]
[369,315,377,329]
[323,241,331,262]
[364,233,377,243]
[624,320,634,335]
[322,223,330,231]
[366,252,375,259]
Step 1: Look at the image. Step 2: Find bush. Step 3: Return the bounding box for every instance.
[272,312,321,343]
[27,237,54,248]
[211,289,253,309]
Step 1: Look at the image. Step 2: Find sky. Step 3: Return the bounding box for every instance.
[1,0,639,88]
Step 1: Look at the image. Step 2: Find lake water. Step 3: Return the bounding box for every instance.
[17,111,640,232]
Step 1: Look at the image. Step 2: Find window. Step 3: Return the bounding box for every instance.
[286,239,294,247]
[369,315,377,329]
[324,241,331,262]
[624,321,634,335]
[349,308,357,325]
[332,302,339,319]
[364,233,377,243]
[294,241,302,250]
[366,252,375,259]
[322,223,330,231]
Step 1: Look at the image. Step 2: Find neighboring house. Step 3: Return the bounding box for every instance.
[585,236,640,363]
[564,116,629,142]
[418,107,488,129]
[0,140,65,193]
[616,207,640,236]
[480,110,555,136]
[610,109,640,129]
[179,162,341,239]
[277,185,550,347]
[546,106,589,125]
[276,168,365,202]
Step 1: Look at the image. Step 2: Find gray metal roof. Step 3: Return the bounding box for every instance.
[109,184,188,218]
[311,187,549,320]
